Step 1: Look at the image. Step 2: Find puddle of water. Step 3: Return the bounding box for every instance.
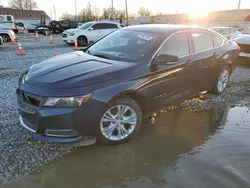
[4,103,250,188]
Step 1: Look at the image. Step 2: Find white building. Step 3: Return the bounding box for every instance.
[0,7,51,26]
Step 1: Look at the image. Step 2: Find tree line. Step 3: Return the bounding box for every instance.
[8,0,163,21]
[61,5,162,22]
[8,0,38,10]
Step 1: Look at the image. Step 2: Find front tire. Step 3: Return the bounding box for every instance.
[77,36,88,46]
[212,66,230,95]
[1,34,10,43]
[98,97,142,145]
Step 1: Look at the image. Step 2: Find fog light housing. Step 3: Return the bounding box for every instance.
[45,129,78,138]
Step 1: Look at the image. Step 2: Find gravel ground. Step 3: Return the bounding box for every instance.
[0,35,250,186]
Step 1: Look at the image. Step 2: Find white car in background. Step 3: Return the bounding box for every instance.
[241,27,250,35]
[231,34,250,59]
[0,28,15,43]
[210,27,241,39]
[0,36,3,45]
[62,21,123,46]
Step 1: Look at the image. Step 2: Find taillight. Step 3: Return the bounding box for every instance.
[237,45,241,52]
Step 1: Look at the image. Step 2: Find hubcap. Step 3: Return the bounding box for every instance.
[2,36,8,43]
[217,69,229,93]
[100,105,137,141]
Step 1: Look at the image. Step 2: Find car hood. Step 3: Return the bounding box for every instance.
[25,51,136,89]
[231,34,250,44]
[63,29,78,34]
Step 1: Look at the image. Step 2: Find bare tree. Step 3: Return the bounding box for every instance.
[138,7,152,17]
[8,0,38,10]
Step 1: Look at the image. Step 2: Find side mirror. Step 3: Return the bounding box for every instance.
[89,27,94,31]
[154,54,179,65]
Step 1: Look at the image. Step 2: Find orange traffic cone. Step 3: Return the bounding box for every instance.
[18,43,24,55]
[50,34,53,44]
[35,32,39,40]
[74,42,78,50]
[53,53,57,57]
[11,39,15,45]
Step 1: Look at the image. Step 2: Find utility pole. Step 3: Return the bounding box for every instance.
[111,0,114,20]
[125,0,128,25]
[75,0,77,21]
[238,0,241,9]
[53,5,56,20]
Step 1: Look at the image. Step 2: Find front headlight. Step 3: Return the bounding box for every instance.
[68,32,76,36]
[43,93,92,107]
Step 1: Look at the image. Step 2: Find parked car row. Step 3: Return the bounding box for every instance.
[62,21,125,46]
[209,26,250,60]
[17,24,240,145]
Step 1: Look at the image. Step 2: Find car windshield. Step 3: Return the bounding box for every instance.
[87,30,162,62]
[241,28,250,34]
[212,28,225,34]
[78,22,93,29]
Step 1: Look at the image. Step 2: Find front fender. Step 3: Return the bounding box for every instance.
[93,80,146,103]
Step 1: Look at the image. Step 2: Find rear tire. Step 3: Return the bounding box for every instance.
[98,97,142,145]
[212,66,230,95]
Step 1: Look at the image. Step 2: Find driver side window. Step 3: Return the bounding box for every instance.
[157,32,190,57]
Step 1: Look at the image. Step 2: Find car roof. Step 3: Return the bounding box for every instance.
[122,24,209,34]
[210,26,232,29]
[87,21,119,24]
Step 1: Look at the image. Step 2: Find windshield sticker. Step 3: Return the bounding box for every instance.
[137,33,153,41]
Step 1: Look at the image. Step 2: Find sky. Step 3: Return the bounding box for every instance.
[1,0,250,19]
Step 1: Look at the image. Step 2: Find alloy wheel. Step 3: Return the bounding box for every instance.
[217,69,229,93]
[2,35,9,43]
[100,105,138,141]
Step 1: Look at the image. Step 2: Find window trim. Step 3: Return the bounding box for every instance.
[188,30,225,54]
[149,29,225,66]
[212,34,223,48]
[189,31,214,53]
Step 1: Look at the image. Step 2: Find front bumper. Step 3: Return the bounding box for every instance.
[17,88,106,143]
[62,34,76,44]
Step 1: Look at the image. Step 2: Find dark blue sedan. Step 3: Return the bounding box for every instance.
[17,25,240,144]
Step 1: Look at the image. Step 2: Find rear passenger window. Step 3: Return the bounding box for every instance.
[92,23,118,30]
[158,32,190,57]
[191,32,214,52]
[7,16,12,22]
[213,35,223,47]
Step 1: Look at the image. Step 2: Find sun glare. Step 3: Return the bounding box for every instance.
[188,9,208,19]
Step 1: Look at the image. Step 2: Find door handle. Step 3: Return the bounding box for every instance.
[213,53,220,58]
[186,60,192,65]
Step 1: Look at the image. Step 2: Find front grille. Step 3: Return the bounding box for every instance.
[62,34,67,38]
[238,44,250,53]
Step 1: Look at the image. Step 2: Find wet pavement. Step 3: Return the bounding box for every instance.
[3,99,250,188]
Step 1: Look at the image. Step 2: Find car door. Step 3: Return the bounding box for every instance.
[87,23,107,42]
[148,32,191,111]
[101,23,119,36]
[185,30,218,93]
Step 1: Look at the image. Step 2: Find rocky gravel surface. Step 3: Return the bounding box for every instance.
[0,35,250,186]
